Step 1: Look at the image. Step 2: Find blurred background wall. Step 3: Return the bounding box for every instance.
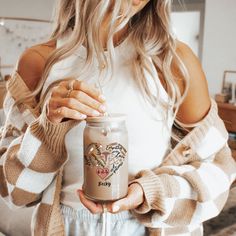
[0,1,236,235]
[202,0,236,96]
[1,0,235,97]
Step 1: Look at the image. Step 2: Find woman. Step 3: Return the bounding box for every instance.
[0,0,235,235]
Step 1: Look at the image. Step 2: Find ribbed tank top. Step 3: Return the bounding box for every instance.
[41,37,174,210]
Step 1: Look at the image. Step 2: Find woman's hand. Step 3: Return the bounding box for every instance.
[77,183,144,214]
[47,79,107,123]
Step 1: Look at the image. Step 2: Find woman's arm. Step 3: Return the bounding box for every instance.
[122,43,236,226]
[0,45,79,209]
[1,43,107,209]
[174,41,211,125]
[78,41,236,229]
[18,42,55,91]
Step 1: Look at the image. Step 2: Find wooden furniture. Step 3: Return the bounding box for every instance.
[217,102,236,161]
[232,150,236,160]
[0,80,7,109]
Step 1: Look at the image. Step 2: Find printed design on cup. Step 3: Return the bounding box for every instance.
[84,142,127,181]
[96,167,109,179]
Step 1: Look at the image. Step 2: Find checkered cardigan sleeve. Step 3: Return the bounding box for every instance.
[0,72,79,209]
[130,99,236,228]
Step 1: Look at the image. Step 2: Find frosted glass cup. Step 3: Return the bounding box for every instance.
[83,114,128,202]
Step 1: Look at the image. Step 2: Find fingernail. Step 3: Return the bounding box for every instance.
[99,95,106,102]
[99,105,107,112]
[79,114,87,119]
[92,110,100,116]
[112,205,120,212]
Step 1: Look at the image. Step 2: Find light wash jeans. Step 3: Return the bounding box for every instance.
[61,205,148,236]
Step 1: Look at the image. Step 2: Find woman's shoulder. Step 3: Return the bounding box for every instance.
[17,40,56,91]
[173,40,211,125]
[175,41,202,69]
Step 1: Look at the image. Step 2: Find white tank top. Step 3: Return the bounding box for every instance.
[42,38,174,210]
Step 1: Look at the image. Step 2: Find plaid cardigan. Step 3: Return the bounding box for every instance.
[0,72,236,236]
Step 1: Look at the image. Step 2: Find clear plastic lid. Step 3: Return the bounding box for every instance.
[86,113,127,123]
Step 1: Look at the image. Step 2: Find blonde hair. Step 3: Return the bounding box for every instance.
[17,0,189,128]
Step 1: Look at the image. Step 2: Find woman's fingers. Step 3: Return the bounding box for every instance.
[110,196,131,213]
[56,106,87,120]
[51,85,66,98]
[73,81,106,103]
[47,105,87,123]
[51,83,106,114]
[77,187,143,215]
[76,184,144,215]
[48,79,106,123]
[110,184,144,213]
[64,97,100,117]
[77,190,103,214]
[71,90,107,113]
[58,80,105,102]
[50,97,102,117]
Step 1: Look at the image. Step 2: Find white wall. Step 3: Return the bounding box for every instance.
[172,11,201,57]
[172,2,205,60]
[1,0,236,97]
[202,0,236,96]
[0,0,55,20]
[0,0,55,76]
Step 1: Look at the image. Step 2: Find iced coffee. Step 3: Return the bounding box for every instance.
[83,114,128,202]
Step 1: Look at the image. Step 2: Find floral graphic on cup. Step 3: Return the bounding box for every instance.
[84,142,127,181]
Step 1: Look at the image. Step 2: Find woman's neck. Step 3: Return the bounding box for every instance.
[100,14,130,48]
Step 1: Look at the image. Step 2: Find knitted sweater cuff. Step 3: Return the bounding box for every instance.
[129,170,166,215]
[30,105,80,156]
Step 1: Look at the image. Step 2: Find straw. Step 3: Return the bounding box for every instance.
[96,81,109,117]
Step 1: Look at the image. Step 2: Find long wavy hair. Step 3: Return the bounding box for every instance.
[17,0,189,128]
